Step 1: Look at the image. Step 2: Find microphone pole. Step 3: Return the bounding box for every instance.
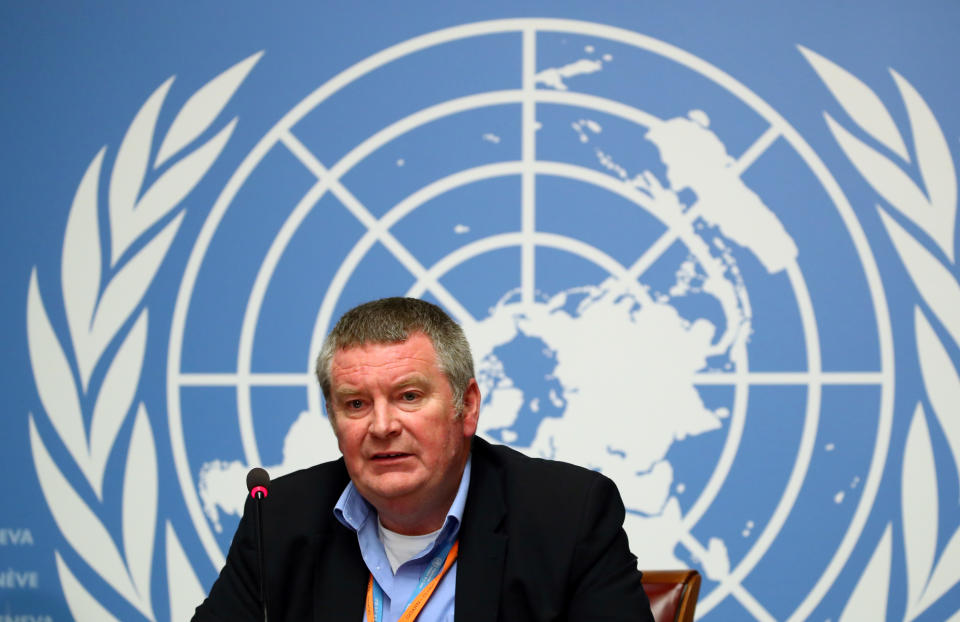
[246,468,271,622]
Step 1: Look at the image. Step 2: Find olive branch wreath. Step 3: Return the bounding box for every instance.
[801,48,960,620]
[26,52,261,621]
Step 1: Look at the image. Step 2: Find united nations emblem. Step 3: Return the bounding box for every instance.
[27,17,960,622]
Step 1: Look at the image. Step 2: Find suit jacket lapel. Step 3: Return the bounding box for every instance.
[311,460,368,622]
[312,523,368,621]
[455,439,507,622]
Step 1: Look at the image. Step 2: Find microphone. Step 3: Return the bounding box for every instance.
[247,467,270,500]
[246,468,270,622]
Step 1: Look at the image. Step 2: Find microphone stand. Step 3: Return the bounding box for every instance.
[253,488,268,622]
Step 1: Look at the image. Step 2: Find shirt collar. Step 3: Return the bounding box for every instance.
[334,453,472,540]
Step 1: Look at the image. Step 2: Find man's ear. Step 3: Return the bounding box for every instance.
[460,378,481,438]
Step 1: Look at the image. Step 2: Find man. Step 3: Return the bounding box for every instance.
[194,297,654,621]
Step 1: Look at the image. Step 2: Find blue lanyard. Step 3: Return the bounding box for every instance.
[370,539,456,622]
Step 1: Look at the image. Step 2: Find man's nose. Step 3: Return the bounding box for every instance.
[369,401,401,437]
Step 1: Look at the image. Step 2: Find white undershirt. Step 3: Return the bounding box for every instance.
[377,517,442,574]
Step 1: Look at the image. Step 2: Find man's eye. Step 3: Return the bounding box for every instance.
[401,392,418,401]
[347,399,363,409]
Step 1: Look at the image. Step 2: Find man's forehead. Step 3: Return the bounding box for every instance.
[331,334,440,372]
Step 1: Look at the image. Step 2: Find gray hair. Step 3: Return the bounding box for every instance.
[316,297,475,415]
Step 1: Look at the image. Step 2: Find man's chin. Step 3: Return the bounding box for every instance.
[360,475,424,503]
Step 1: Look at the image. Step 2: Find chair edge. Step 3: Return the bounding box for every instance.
[641,569,701,622]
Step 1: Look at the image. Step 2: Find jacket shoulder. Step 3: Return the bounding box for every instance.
[475,437,609,486]
[472,437,616,510]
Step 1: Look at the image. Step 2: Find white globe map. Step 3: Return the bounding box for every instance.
[198,109,797,580]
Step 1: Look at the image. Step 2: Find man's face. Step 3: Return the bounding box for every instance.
[328,332,479,534]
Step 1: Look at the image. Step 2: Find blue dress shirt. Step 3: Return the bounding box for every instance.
[334,457,472,622]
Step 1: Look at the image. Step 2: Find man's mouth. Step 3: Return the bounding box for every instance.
[371,452,410,460]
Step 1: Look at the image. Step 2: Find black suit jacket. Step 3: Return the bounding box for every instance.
[193,437,654,621]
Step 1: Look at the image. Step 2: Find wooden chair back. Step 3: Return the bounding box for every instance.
[641,569,701,622]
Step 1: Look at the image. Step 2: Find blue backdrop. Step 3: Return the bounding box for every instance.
[2,2,959,620]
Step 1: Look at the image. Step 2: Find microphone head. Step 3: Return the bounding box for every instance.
[246,467,270,499]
